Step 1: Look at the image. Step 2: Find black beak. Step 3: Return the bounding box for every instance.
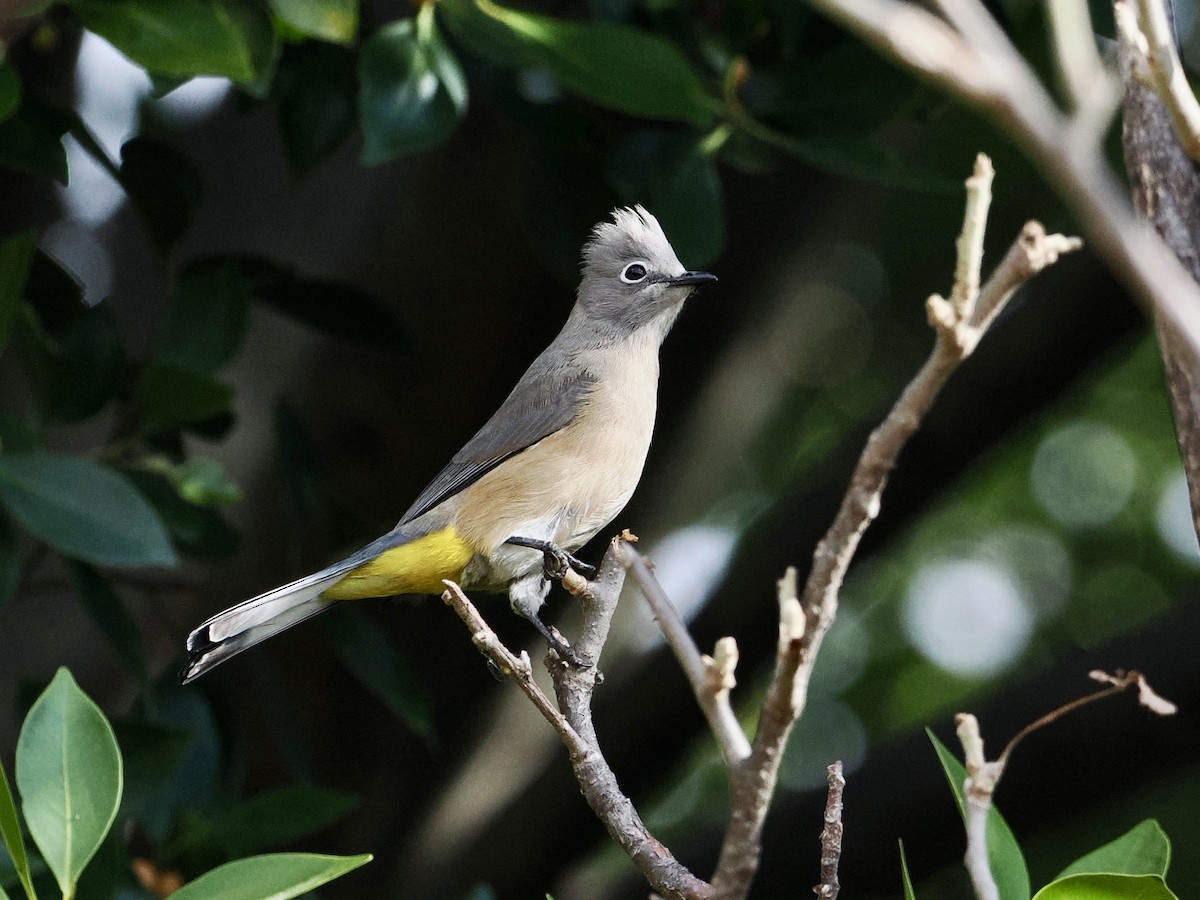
[663,270,718,286]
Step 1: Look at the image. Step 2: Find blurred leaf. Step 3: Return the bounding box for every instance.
[168,852,372,900]
[274,41,357,179]
[606,129,724,266]
[1057,820,1172,879]
[236,255,407,350]
[118,137,204,254]
[761,128,959,193]
[928,729,1030,900]
[0,61,20,125]
[0,231,37,356]
[358,6,467,164]
[181,785,359,858]
[899,840,917,900]
[138,364,235,435]
[123,470,240,562]
[156,259,253,374]
[267,0,357,44]
[0,453,177,567]
[325,611,433,738]
[23,250,84,329]
[15,668,123,898]
[0,755,35,900]
[142,456,243,506]
[0,97,72,183]
[72,0,278,83]
[441,0,718,125]
[1032,873,1178,900]
[42,302,126,425]
[0,513,18,613]
[111,720,193,817]
[68,561,150,685]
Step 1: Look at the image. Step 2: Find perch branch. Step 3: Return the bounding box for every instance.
[814,761,846,900]
[614,539,753,767]
[442,543,714,900]
[1120,0,1200,158]
[707,157,1081,900]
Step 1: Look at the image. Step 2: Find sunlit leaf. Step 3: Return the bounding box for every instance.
[72,0,277,83]
[441,0,718,125]
[0,231,37,356]
[325,611,434,738]
[1057,820,1172,880]
[1032,873,1177,900]
[138,364,235,435]
[144,456,243,506]
[274,41,357,179]
[358,5,467,164]
[0,453,177,567]
[267,0,357,44]
[15,668,123,898]
[69,561,151,685]
[119,137,204,254]
[170,853,371,900]
[927,729,1030,900]
[156,259,253,374]
[0,60,20,125]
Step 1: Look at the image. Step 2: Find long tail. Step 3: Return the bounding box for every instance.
[180,559,362,684]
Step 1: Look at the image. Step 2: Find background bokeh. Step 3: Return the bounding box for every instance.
[1,0,1197,897]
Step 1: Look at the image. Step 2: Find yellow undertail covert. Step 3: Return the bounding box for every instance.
[320,527,475,599]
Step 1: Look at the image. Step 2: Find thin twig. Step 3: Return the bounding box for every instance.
[614,539,752,767]
[814,761,845,900]
[707,160,1081,900]
[1130,0,1200,158]
[956,714,1002,900]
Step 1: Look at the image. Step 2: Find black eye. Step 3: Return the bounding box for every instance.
[621,262,648,283]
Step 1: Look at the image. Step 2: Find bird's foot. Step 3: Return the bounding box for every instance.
[505,536,598,581]
[524,612,590,669]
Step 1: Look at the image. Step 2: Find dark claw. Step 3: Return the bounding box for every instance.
[505,536,597,581]
[523,607,591,669]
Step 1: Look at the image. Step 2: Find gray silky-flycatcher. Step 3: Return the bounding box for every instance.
[181,206,716,682]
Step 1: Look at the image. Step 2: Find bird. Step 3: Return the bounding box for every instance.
[181,206,716,683]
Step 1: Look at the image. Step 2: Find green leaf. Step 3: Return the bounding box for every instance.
[325,611,434,738]
[0,61,20,125]
[138,364,235,435]
[121,470,240,562]
[169,852,372,900]
[141,456,243,506]
[441,0,718,125]
[42,302,127,425]
[606,129,724,267]
[0,97,71,183]
[118,137,204,254]
[1057,820,1172,880]
[267,0,357,44]
[15,668,123,899]
[72,0,278,83]
[1032,873,1177,900]
[0,513,18,613]
[110,720,194,818]
[0,452,177,567]
[238,256,407,350]
[0,757,35,900]
[0,231,37,357]
[69,561,150,685]
[205,785,358,858]
[156,259,253,373]
[273,41,357,179]
[927,729,1030,900]
[358,6,467,164]
[899,840,917,900]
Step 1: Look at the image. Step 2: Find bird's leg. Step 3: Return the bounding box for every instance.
[508,569,591,669]
[504,535,598,580]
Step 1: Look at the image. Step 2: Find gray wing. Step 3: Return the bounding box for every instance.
[399,363,595,525]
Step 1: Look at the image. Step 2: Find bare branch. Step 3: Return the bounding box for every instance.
[442,559,714,900]
[1046,0,1120,134]
[955,714,1003,900]
[950,153,994,316]
[614,539,752,767]
[814,762,846,900]
[1130,0,1200,158]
